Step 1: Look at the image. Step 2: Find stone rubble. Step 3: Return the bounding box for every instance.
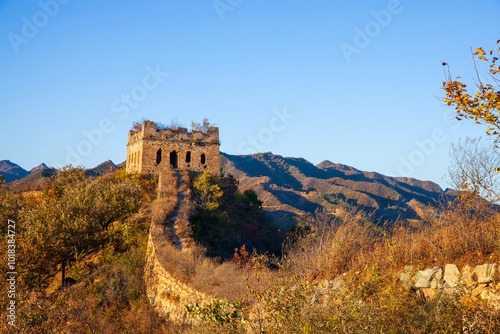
[400,263,500,310]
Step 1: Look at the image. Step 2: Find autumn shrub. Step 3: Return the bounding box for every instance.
[191,171,282,259]
[1,231,173,334]
[0,167,173,333]
[0,166,147,291]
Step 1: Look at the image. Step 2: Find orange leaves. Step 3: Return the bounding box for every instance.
[474,47,486,55]
[441,40,500,147]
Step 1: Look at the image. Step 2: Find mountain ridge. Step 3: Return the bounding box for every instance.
[220,152,451,229]
[30,163,48,173]
[0,160,30,183]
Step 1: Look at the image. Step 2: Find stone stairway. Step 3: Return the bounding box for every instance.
[168,171,184,251]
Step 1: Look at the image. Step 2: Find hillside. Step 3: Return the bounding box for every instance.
[5,168,57,192]
[221,152,453,229]
[0,160,30,182]
[29,163,48,173]
[87,160,119,176]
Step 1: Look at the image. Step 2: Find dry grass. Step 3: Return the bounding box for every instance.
[175,170,196,246]
[284,204,500,283]
[285,210,380,280]
[154,241,256,301]
[384,200,500,270]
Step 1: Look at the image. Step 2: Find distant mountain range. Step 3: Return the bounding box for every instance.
[0,160,36,183]
[30,163,49,173]
[3,154,455,228]
[86,160,124,176]
[221,152,456,229]
[0,160,127,192]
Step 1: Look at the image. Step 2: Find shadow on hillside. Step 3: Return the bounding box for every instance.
[226,154,303,190]
[282,157,334,179]
[269,189,321,213]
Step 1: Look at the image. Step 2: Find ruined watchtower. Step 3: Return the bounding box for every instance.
[126,120,220,175]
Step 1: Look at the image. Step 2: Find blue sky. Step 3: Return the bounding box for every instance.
[1,0,499,189]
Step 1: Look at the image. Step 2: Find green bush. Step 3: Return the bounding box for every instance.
[191,171,282,259]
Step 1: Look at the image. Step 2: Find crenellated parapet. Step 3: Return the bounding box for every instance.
[126,120,220,175]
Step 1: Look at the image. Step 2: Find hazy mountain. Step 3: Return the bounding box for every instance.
[5,167,56,192]
[221,152,451,229]
[3,159,121,191]
[87,160,119,176]
[0,161,51,183]
[0,160,30,183]
[30,163,48,173]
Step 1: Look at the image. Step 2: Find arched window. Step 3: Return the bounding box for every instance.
[186,151,191,163]
[201,153,206,165]
[170,151,178,168]
[156,149,162,164]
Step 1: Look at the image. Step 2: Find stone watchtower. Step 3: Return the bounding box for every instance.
[126,120,220,175]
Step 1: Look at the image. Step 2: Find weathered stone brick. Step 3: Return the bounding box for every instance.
[126,120,220,176]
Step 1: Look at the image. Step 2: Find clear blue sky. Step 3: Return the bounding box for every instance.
[1,0,499,189]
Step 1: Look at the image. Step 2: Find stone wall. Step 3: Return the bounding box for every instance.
[144,224,212,324]
[144,168,213,324]
[400,263,500,309]
[126,120,220,175]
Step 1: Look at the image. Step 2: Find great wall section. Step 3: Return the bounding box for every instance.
[125,120,218,324]
[144,167,213,324]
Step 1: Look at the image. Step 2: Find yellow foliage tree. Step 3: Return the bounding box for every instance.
[192,171,223,210]
[442,40,500,153]
[19,166,144,286]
